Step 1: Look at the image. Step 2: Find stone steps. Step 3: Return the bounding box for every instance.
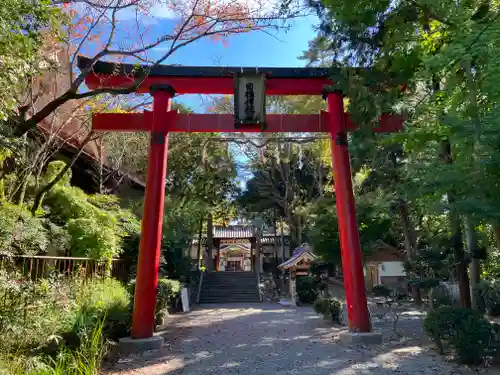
[199,272,261,304]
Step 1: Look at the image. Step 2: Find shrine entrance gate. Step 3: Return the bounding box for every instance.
[77,56,403,340]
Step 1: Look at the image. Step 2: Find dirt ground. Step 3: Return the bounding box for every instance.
[105,301,471,375]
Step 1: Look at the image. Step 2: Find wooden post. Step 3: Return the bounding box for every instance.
[290,270,297,305]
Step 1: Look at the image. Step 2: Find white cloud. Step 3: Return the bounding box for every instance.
[149,3,176,19]
[70,0,287,24]
[149,0,283,20]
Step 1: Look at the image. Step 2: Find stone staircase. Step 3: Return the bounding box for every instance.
[199,272,261,304]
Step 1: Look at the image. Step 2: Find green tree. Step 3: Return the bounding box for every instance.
[298,0,500,308]
[238,141,327,248]
[0,0,60,121]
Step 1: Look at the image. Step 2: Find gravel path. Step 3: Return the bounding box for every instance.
[107,303,470,375]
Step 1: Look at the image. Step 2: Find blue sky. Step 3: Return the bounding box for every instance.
[163,16,317,67]
[145,15,319,111]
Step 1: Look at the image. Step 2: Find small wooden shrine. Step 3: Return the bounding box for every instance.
[278,244,316,305]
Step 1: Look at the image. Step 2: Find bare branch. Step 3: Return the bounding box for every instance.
[52,0,141,10]
[18,0,304,137]
[70,3,109,67]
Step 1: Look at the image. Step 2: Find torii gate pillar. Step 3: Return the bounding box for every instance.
[131,86,174,339]
[326,92,371,333]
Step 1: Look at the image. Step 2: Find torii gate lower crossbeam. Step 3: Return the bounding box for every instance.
[96,91,402,339]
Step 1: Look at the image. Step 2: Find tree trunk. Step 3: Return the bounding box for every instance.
[275,212,284,294]
[280,217,286,259]
[451,209,471,309]
[450,200,471,308]
[98,141,104,194]
[297,215,303,245]
[196,216,203,270]
[256,230,262,273]
[31,157,74,214]
[465,216,480,309]
[274,211,280,262]
[0,179,5,201]
[288,214,299,250]
[493,225,500,250]
[441,139,471,308]
[398,200,422,304]
[463,60,481,309]
[12,177,30,206]
[14,90,76,137]
[206,213,213,272]
[185,240,193,258]
[217,245,221,272]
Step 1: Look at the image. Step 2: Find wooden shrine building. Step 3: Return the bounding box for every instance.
[190,225,291,272]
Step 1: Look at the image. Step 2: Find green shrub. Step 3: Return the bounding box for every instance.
[0,273,129,374]
[312,297,342,323]
[87,194,141,241]
[86,194,121,211]
[46,222,70,255]
[372,284,392,298]
[424,307,494,364]
[325,297,342,324]
[0,318,108,375]
[453,313,494,365]
[478,279,500,316]
[45,186,100,225]
[0,202,49,255]
[47,186,127,267]
[0,270,74,353]
[429,284,455,308]
[156,278,182,316]
[43,161,72,187]
[35,317,107,375]
[128,278,181,324]
[73,278,131,341]
[296,276,318,304]
[160,248,192,280]
[67,217,122,264]
[424,307,480,350]
[44,183,140,266]
[313,298,328,315]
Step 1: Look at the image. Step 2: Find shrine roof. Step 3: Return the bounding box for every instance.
[78,56,332,79]
[192,225,290,245]
[214,226,254,239]
[193,236,290,245]
[278,244,316,270]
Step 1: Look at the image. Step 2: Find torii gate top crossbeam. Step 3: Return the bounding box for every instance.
[78,56,333,95]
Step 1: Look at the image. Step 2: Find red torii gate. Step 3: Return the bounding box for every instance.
[78,56,403,340]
